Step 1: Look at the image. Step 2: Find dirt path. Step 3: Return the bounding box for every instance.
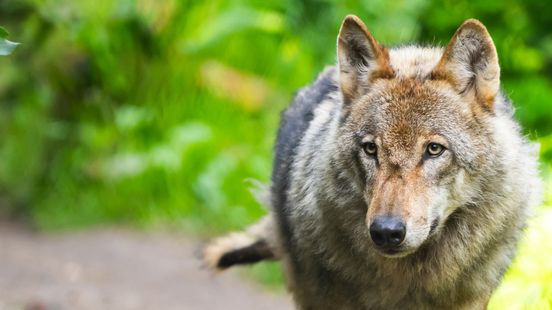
[0,223,293,310]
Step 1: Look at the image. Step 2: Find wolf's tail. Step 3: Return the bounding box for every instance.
[203,214,280,270]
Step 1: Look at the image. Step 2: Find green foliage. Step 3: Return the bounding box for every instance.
[489,207,552,310]
[0,0,551,305]
[0,27,8,38]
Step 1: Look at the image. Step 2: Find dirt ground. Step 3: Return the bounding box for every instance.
[0,223,293,310]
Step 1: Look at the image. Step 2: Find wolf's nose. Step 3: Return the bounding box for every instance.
[369,216,406,248]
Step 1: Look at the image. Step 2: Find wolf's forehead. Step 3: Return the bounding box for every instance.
[388,46,444,79]
[367,82,459,143]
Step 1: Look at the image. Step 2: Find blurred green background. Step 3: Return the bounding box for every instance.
[1,0,551,308]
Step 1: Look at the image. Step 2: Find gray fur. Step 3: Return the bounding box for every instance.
[205,16,541,310]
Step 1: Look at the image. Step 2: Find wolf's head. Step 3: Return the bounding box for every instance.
[335,16,503,257]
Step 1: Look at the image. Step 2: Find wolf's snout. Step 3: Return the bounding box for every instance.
[369,216,406,248]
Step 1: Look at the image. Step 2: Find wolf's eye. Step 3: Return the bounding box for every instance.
[427,143,445,157]
[363,142,377,156]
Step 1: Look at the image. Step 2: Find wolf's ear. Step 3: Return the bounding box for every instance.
[433,19,500,109]
[337,15,393,105]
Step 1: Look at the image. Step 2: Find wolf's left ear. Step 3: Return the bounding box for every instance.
[337,15,393,105]
[433,19,500,108]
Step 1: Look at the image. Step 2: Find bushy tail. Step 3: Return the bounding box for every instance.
[203,214,279,270]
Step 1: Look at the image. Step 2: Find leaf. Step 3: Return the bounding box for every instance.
[0,26,8,39]
[184,7,284,52]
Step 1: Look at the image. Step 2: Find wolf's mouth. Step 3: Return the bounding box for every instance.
[375,246,414,258]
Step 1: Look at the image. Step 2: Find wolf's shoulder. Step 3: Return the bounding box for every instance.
[271,66,339,209]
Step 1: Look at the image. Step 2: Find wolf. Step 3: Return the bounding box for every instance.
[204,15,541,309]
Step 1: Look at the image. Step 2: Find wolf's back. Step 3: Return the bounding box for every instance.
[204,68,339,270]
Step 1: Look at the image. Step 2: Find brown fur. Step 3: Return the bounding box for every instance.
[433,19,500,109]
[337,16,394,104]
[204,15,541,309]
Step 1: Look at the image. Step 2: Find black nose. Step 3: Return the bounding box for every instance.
[369,216,406,248]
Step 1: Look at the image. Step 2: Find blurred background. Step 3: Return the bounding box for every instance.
[0,0,551,309]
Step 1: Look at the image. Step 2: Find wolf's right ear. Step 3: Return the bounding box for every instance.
[337,15,393,105]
